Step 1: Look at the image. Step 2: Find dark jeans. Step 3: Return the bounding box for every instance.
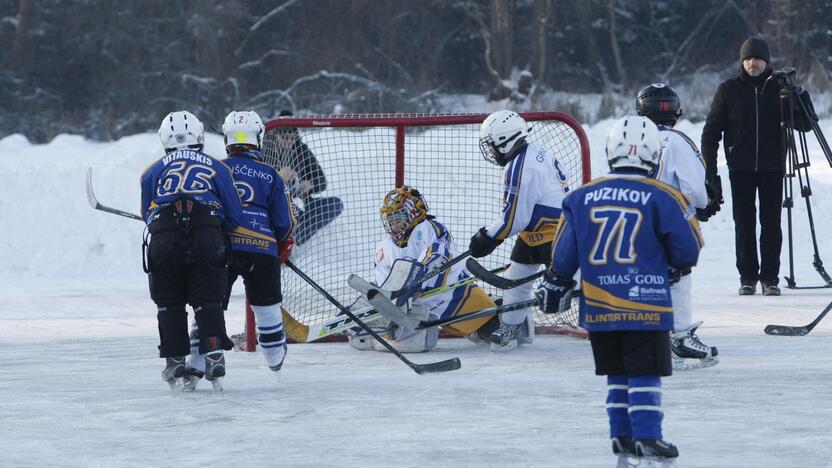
[295,196,343,245]
[729,171,784,285]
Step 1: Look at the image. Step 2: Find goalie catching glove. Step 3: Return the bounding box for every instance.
[535,271,576,314]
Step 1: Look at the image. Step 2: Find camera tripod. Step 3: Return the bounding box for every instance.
[778,68,832,289]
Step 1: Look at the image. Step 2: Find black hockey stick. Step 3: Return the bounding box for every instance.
[466,258,543,289]
[764,301,832,336]
[366,288,539,330]
[85,167,143,221]
[285,261,461,374]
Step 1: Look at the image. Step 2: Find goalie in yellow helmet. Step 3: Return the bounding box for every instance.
[350,186,499,352]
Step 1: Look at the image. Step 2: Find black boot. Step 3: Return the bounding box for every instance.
[635,439,679,459]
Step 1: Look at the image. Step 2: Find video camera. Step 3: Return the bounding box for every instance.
[772,67,800,90]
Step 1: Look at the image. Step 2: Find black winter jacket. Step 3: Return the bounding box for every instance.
[701,67,810,177]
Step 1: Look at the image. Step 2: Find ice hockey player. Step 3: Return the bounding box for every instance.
[468,110,570,351]
[636,83,719,369]
[186,111,297,386]
[351,186,499,352]
[537,115,703,464]
[140,110,243,391]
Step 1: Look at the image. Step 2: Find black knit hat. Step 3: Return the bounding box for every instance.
[740,36,770,63]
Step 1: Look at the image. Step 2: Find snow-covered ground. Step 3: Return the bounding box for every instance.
[1,119,832,467]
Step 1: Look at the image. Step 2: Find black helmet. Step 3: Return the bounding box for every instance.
[636,83,683,126]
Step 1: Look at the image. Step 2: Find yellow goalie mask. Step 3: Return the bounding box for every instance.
[380,186,429,245]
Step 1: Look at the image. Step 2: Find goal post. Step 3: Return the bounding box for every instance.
[239,112,590,350]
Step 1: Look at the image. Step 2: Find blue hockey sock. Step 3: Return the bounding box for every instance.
[606,375,631,437]
[628,375,663,440]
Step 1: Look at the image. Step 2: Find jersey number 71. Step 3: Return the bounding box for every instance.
[588,207,643,265]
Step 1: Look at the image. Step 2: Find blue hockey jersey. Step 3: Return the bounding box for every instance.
[223,150,297,257]
[140,149,242,228]
[549,174,703,332]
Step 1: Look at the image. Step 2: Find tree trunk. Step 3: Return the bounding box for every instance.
[534,0,552,83]
[491,0,512,79]
[607,0,626,92]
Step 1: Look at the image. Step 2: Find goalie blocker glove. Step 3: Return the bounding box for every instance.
[536,271,576,314]
[469,227,503,258]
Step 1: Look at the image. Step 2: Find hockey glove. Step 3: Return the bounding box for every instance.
[668,267,692,285]
[535,272,576,314]
[469,227,503,258]
[278,238,294,265]
[697,175,723,222]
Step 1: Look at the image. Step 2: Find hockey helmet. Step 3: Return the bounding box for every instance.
[636,83,683,126]
[159,111,205,152]
[380,186,429,245]
[479,110,529,166]
[605,115,662,173]
[222,110,265,150]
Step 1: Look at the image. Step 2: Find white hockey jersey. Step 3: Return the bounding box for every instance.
[655,125,708,209]
[374,217,471,319]
[485,142,570,246]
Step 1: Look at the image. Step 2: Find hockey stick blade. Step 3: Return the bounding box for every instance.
[287,262,460,374]
[416,299,539,330]
[764,301,832,336]
[466,258,543,289]
[85,167,143,221]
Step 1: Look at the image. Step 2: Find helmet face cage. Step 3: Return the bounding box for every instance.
[636,83,683,126]
[478,110,529,166]
[380,187,429,243]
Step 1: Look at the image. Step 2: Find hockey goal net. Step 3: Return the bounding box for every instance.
[242,112,590,347]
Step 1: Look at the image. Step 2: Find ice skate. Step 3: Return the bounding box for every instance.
[671,322,719,370]
[204,352,225,392]
[634,439,678,467]
[161,357,186,390]
[489,323,522,352]
[264,343,287,373]
[182,367,204,392]
[612,436,638,468]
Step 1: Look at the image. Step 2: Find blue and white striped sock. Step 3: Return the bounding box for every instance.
[252,304,286,368]
[628,375,663,440]
[606,374,631,438]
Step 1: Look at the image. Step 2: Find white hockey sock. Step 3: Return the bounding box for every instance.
[251,303,287,368]
[500,262,539,325]
[188,318,205,372]
[671,274,693,332]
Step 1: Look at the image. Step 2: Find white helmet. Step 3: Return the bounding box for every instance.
[479,110,529,165]
[605,115,662,172]
[158,111,205,151]
[222,110,265,150]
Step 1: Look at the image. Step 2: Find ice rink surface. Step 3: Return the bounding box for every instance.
[2,120,832,467]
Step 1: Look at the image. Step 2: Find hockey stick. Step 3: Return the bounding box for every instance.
[466,258,543,289]
[281,305,386,343]
[285,261,461,374]
[367,288,539,331]
[85,167,144,221]
[764,301,832,336]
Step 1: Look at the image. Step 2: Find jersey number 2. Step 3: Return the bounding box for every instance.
[588,207,643,265]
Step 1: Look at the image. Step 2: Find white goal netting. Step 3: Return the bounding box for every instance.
[258,113,590,340]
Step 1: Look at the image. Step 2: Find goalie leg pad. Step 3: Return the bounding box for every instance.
[500,262,539,326]
[373,304,438,353]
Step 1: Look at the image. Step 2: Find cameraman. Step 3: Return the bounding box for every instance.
[701,36,812,296]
